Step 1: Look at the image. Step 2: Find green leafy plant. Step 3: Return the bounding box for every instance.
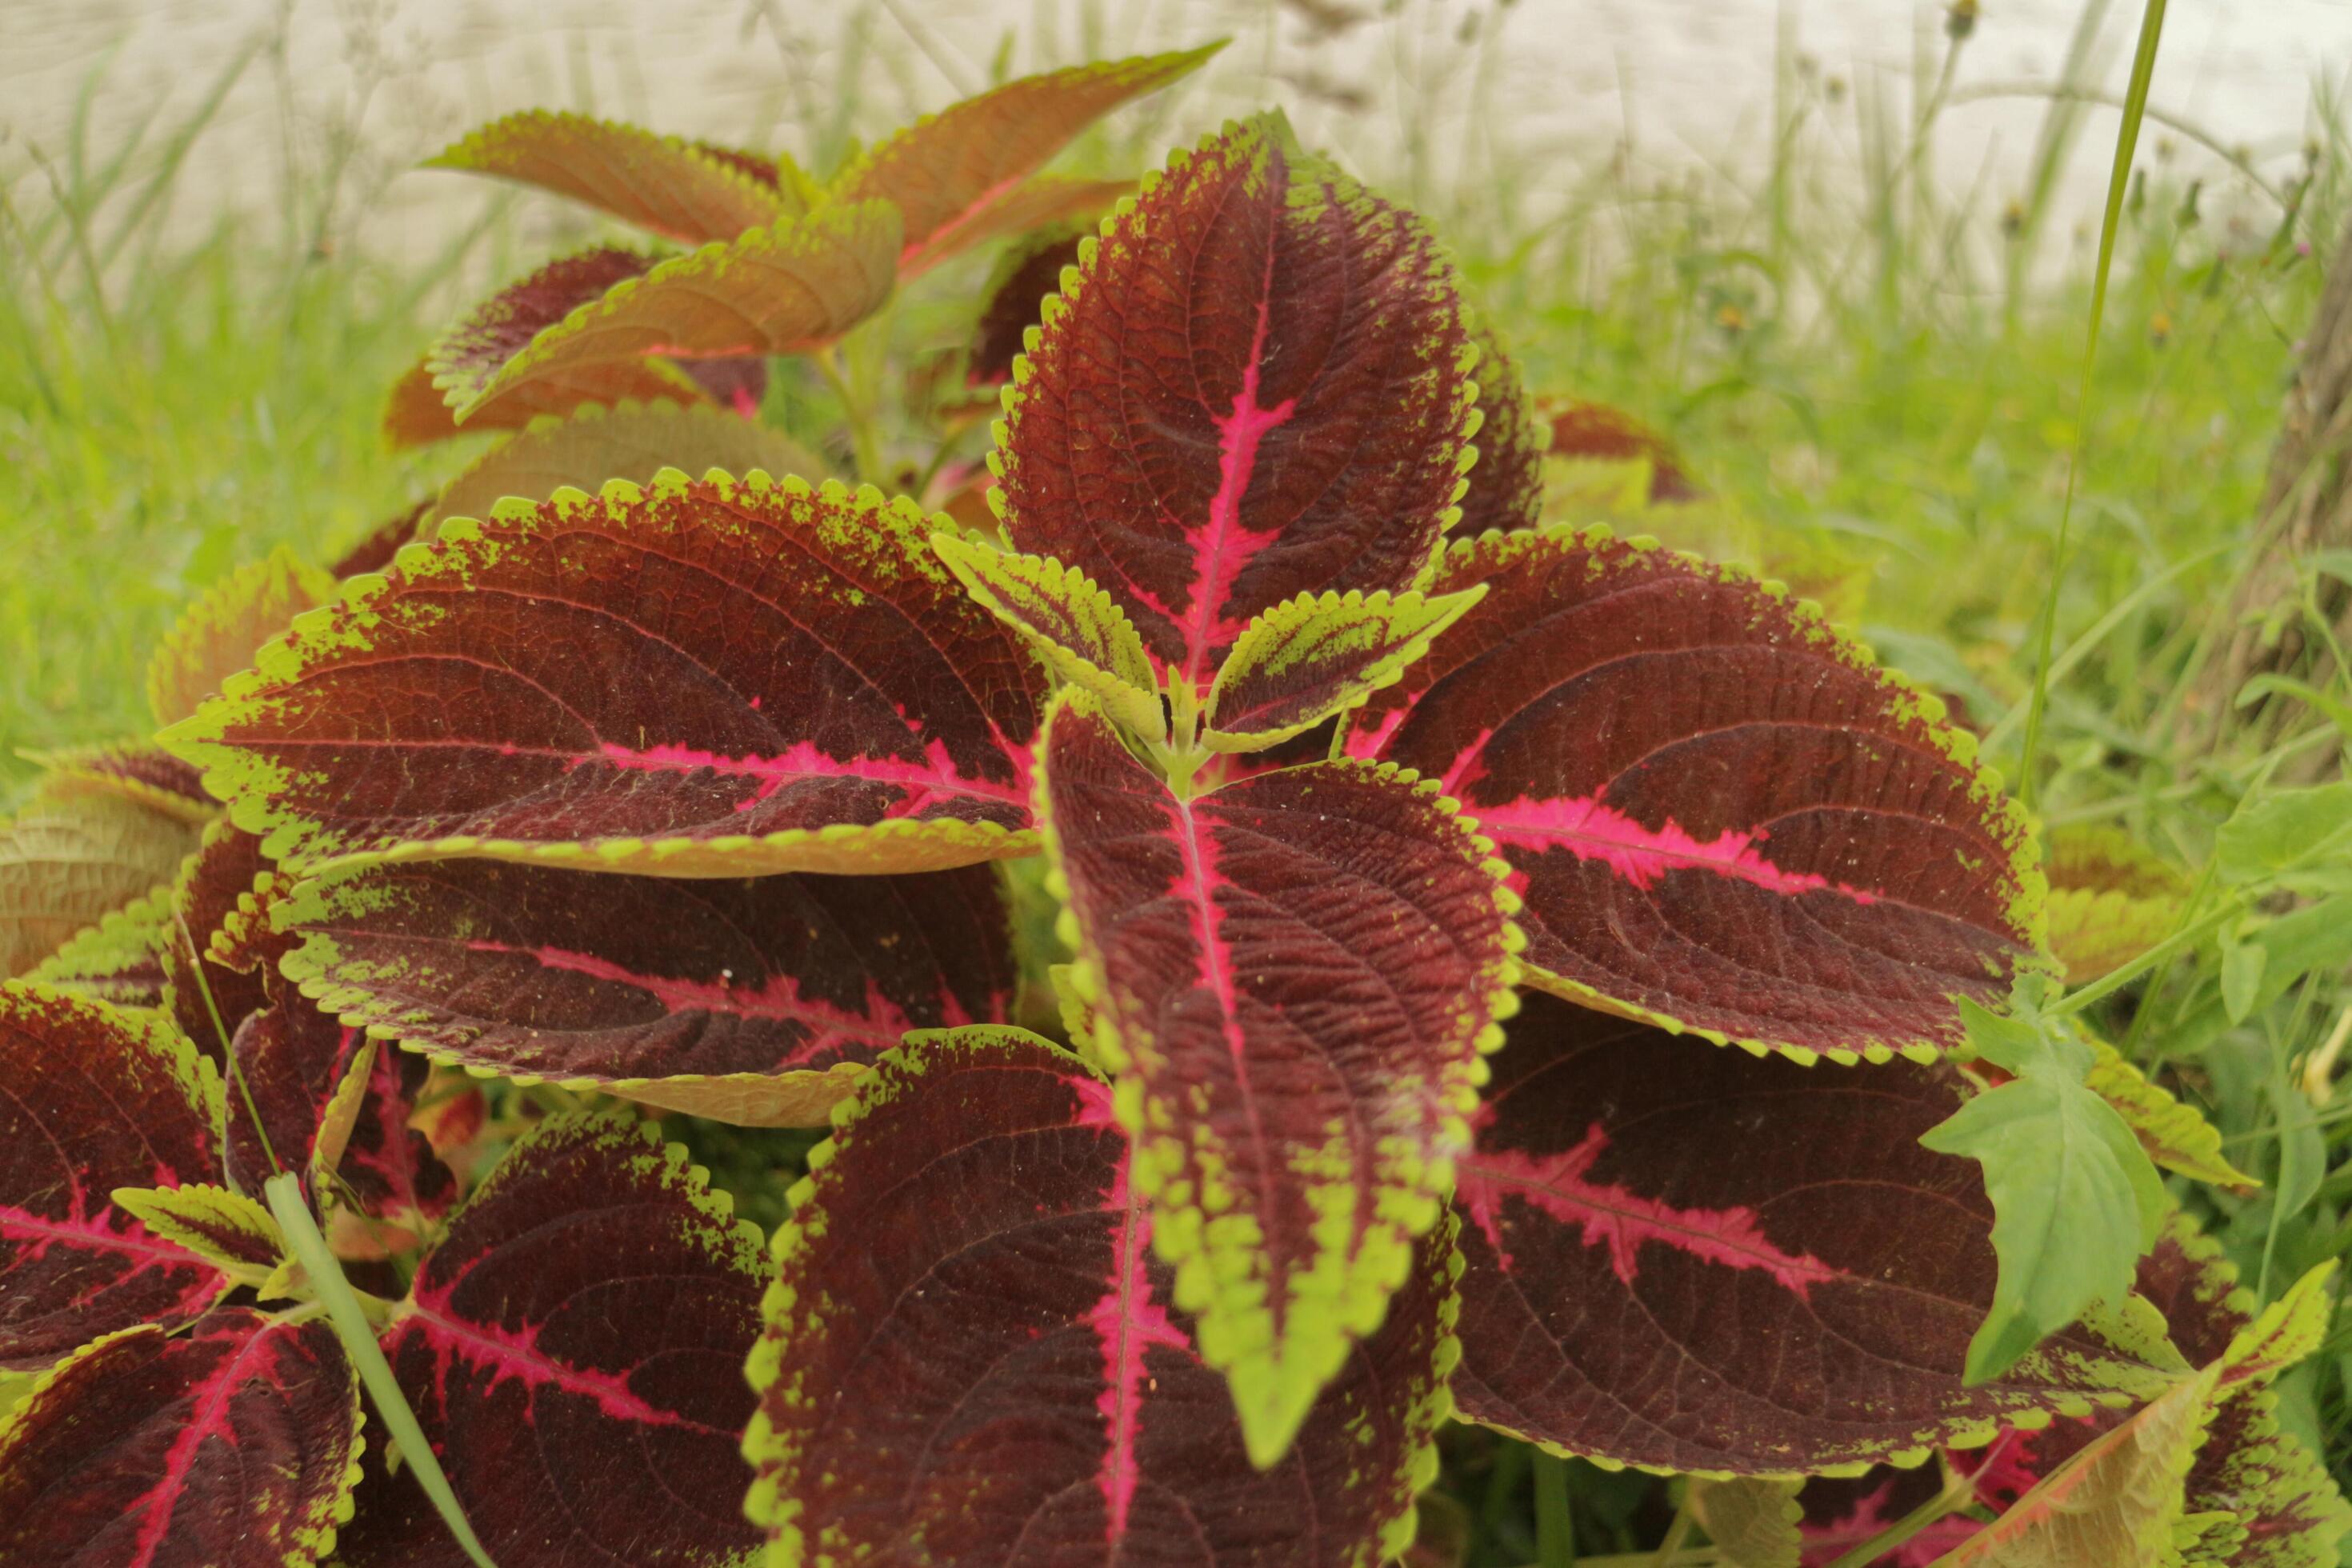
[2,41,2346,1568]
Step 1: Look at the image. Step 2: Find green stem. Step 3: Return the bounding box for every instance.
[266,1174,499,1568]
[1820,1462,1976,1568]
[816,346,882,482]
[1533,1449,1577,1568]
[2052,897,2240,1018]
[2014,0,2168,808]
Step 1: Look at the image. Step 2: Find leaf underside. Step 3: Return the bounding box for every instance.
[277,857,1016,1126]
[0,1310,361,1568]
[427,110,789,244]
[165,471,1050,878]
[162,819,274,1062]
[337,1114,766,1568]
[426,398,824,538]
[31,743,216,824]
[746,1028,1454,1567]
[0,983,226,1370]
[1347,526,2044,1062]
[2,788,204,979]
[1042,689,1514,1463]
[997,114,1477,692]
[1447,992,2176,1476]
[838,48,1216,275]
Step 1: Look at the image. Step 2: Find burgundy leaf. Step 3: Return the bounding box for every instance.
[275,858,1015,1126]
[338,1114,766,1568]
[1454,318,1544,534]
[329,1047,458,1254]
[998,116,1478,692]
[1544,398,1701,502]
[678,354,770,418]
[0,1310,360,1568]
[969,230,1085,386]
[746,1027,1454,1566]
[221,988,371,1201]
[163,820,275,1063]
[0,983,227,1370]
[1348,527,2042,1061]
[165,473,1050,878]
[1448,992,2175,1475]
[1042,689,1514,1461]
[423,246,706,424]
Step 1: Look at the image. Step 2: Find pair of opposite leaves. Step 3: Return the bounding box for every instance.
[388,47,1220,447]
[166,113,2047,1474]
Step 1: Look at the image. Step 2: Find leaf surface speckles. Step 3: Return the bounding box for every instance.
[1347,526,2044,1062]
[165,472,1050,878]
[1042,689,1514,1463]
[1448,992,2177,1476]
[0,1310,360,1568]
[998,115,1478,691]
[338,1114,766,1568]
[746,1027,1454,1567]
[277,857,1015,1126]
[0,983,227,1370]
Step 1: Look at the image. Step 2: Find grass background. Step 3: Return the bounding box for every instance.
[8,1,2352,1559]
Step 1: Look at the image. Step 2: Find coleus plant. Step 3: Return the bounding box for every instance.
[2,50,2343,1568]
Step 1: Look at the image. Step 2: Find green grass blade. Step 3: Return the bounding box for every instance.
[264,1172,500,1568]
[2014,0,2170,810]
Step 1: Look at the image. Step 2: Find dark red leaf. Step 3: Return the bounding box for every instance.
[1455,318,1545,534]
[969,230,1085,386]
[0,1310,360,1568]
[163,821,275,1063]
[166,473,1050,878]
[678,354,770,418]
[1042,690,1514,1461]
[221,988,370,1202]
[329,1047,458,1254]
[1448,993,2175,1475]
[1544,398,1700,502]
[998,116,1478,692]
[423,246,707,426]
[338,1114,766,1568]
[1348,527,2042,1062]
[0,983,227,1370]
[275,858,1015,1125]
[746,1027,1454,1566]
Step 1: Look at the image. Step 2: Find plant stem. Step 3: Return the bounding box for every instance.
[1820,1462,1975,1568]
[266,1173,500,1568]
[1533,1449,1577,1568]
[2014,0,2169,808]
[817,346,882,482]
